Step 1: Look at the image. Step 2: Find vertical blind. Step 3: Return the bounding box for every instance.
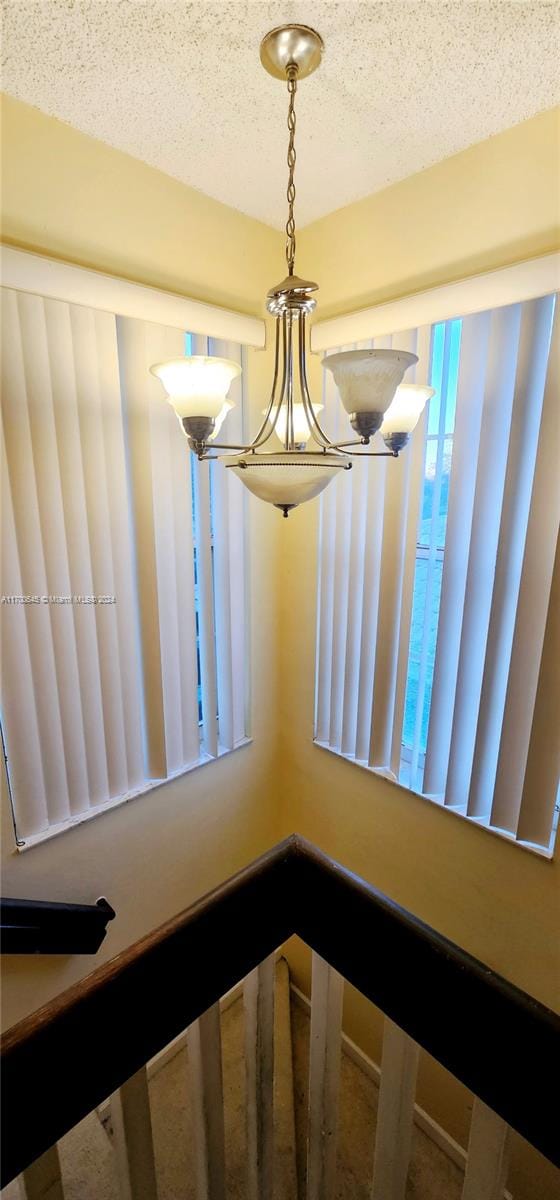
[192,333,247,759]
[316,326,432,775]
[315,295,559,852]
[1,289,248,846]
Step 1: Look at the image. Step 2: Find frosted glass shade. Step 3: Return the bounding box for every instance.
[225,451,348,508]
[150,355,241,420]
[264,402,324,446]
[380,384,435,435]
[208,400,234,440]
[323,348,418,415]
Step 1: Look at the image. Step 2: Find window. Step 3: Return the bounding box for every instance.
[1,291,249,848]
[401,319,461,790]
[315,294,559,854]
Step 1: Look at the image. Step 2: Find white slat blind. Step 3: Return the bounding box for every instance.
[422,311,492,796]
[316,326,432,775]
[1,291,248,847]
[1,291,144,840]
[118,316,201,778]
[315,295,559,853]
[443,305,523,810]
[369,328,431,773]
[209,337,247,752]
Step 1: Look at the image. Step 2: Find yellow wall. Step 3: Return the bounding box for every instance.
[0,94,278,317]
[1,96,559,1197]
[299,107,560,318]
[280,108,560,1200]
[0,93,285,1030]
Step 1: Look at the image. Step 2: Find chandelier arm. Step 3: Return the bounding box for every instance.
[328,439,374,449]
[299,377,331,449]
[198,444,251,455]
[264,311,289,446]
[285,315,295,449]
[199,315,285,456]
[289,333,295,449]
[246,312,287,449]
[297,312,341,450]
[342,449,399,458]
[249,312,282,445]
[300,365,333,451]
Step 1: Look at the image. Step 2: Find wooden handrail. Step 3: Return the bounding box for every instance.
[293,839,560,1169]
[1,837,295,1184]
[1,835,558,1184]
[1,895,115,954]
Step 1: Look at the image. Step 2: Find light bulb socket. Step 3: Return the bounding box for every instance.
[382,431,410,454]
[350,411,384,439]
[181,415,216,446]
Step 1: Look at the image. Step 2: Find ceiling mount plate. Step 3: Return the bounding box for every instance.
[260,24,324,81]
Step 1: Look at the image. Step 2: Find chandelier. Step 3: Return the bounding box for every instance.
[150,25,433,517]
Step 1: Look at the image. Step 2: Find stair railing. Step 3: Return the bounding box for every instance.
[1,894,115,954]
[2,835,558,1199]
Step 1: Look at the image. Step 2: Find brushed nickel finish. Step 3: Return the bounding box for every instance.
[383,430,411,454]
[163,24,414,514]
[181,415,215,449]
[350,412,385,440]
[266,274,318,315]
[260,24,324,81]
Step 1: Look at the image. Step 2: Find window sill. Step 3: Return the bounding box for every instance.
[313,739,555,861]
[14,737,253,853]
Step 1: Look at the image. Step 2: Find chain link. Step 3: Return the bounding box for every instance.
[285,68,298,275]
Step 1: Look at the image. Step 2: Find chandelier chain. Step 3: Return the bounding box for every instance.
[285,67,298,275]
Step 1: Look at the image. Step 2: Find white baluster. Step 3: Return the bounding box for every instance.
[19,1144,64,1200]
[111,1065,158,1200]
[462,1098,511,1200]
[307,953,344,1200]
[274,958,298,1199]
[187,1004,226,1200]
[371,1019,419,1200]
[244,955,275,1200]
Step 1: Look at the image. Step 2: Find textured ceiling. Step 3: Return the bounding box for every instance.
[2,1,559,229]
